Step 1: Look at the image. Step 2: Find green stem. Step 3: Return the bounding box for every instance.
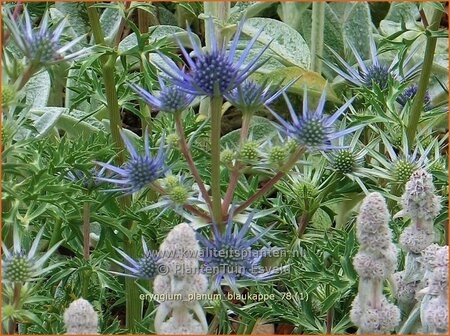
[87,4,140,330]
[8,282,22,334]
[15,64,37,91]
[406,8,444,147]
[222,111,252,214]
[310,1,325,73]
[210,95,223,228]
[83,201,91,261]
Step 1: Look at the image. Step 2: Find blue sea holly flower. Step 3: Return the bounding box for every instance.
[129,78,195,114]
[224,78,297,113]
[156,17,270,97]
[110,237,161,280]
[4,8,88,66]
[2,225,63,283]
[326,37,420,89]
[196,210,280,289]
[96,129,168,193]
[397,84,432,111]
[266,88,359,151]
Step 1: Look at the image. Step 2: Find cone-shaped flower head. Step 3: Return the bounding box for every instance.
[397,84,432,111]
[4,8,87,66]
[355,193,397,263]
[325,36,420,89]
[111,236,161,280]
[63,298,98,334]
[400,169,441,223]
[196,210,277,288]
[266,88,359,151]
[224,79,295,113]
[156,17,270,97]
[130,78,195,114]
[159,223,201,276]
[96,129,167,193]
[2,225,62,283]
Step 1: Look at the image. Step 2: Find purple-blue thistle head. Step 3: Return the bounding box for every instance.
[397,84,432,111]
[110,237,161,280]
[266,88,360,151]
[361,64,390,89]
[196,210,276,288]
[156,17,270,97]
[325,37,420,89]
[225,78,295,113]
[4,8,87,66]
[129,78,195,114]
[95,129,168,193]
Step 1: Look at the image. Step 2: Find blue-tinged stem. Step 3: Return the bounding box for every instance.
[87,4,140,330]
[210,95,224,229]
[406,8,443,147]
[311,1,325,73]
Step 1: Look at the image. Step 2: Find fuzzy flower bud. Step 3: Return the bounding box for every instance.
[399,225,435,254]
[356,192,394,252]
[159,223,200,276]
[393,271,418,303]
[63,298,98,334]
[423,296,448,333]
[353,248,397,280]
[401,169,441,223]
[350,295,400,334]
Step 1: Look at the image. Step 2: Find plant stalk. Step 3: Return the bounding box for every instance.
[406,8,443,147]
[174,114,213,212]
[310,1,325,73]
[87,4,140,330]
[222,111,252,214]
[210,95,224,228]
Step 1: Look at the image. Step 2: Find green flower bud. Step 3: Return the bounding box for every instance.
[394,160,415,183]
[166,133,179,148]
[333,150,356,174]
[269,146,286,166]
[3,254,32,283]
[240,141,259,161]
[2,85,15,107]
[164,176,179,190]
[169,185,189,204]
[220,148,235,165]
[286,138,298,153]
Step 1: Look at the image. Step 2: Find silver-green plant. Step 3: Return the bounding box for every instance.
[420,244,448,334]
[393,169,442,309]
[154,223,208,334]
[393,169,446,334]
[63,298,98,334]
[350,192,400,334]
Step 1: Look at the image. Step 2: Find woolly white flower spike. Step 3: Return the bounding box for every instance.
[63,298,98,335]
